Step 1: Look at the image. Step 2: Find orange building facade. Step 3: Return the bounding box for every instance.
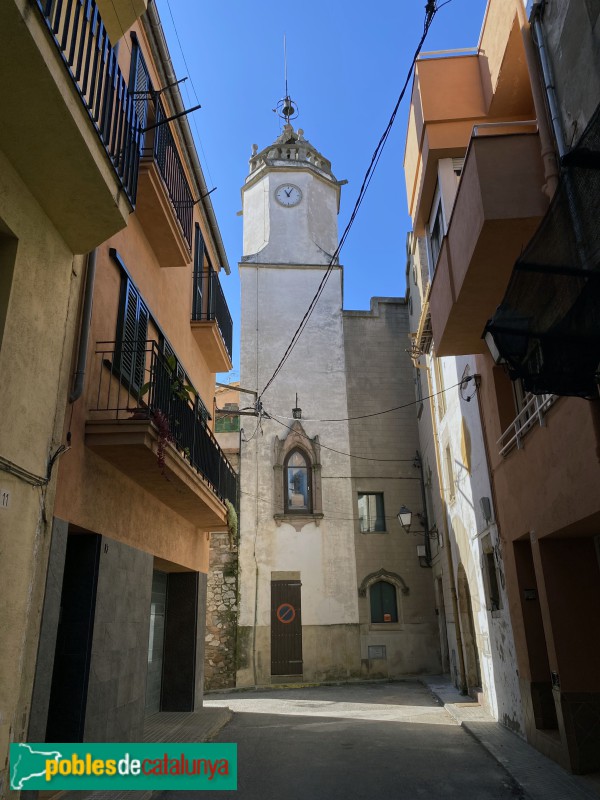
[405,0,600,774]
[25,1,236,749]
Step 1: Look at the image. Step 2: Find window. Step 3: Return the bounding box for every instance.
[215,404,240,433]
[482,536,503,612]
[445,445,455,501]
[128,34,152,148]
[452,157,464,178]
[358,493,385,532]
[284,449,311,513]
[0,226,17,349]
[273,422,323,525]
[433,357,446,418]
[192,223,205,319]
[370,581,398,623]
[427,186,445,274]
[485,551,501,612]
[116,277,149,393]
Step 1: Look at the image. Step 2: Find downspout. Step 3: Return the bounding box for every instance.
[414,451,432,566]
[528,2,567,158]
[528,1,587,264]
[515,2,559,196]
[69,249,97,403]
[425,360,468,693]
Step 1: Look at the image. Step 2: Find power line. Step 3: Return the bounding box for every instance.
[238,488,413,524]
[258,2,443,401]
[272,378,473,422]
[266,414,420,463]
[164,0,216,188]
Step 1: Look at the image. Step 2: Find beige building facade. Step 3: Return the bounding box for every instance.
[1,0,235,793]
[0,0,148,792]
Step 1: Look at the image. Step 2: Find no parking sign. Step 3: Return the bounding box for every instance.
[276,603,296,624]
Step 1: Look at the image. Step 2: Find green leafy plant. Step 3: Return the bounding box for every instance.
[139,354,195,404]
[225,500,238,549]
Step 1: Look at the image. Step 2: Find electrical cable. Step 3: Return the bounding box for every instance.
[238,488,414,524]
[258,2,444,401]
[273,377,473,422]
[164,0,216,188]
[266,413,422,462]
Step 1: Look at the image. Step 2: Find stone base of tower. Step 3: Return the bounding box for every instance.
[235,622,442,687]
[236,624,362,688]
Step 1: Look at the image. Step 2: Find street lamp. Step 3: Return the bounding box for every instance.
[397,505,412,532]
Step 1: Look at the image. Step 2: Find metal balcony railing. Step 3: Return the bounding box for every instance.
[36,0,141,206]
[92,340,237,507]
[150,97,194,248]
[498,392,557,457]
[192,267,233,360]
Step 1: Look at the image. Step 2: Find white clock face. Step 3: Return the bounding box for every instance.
[275,184,302,207]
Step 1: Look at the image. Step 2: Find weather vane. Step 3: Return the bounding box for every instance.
[273,34,299,123]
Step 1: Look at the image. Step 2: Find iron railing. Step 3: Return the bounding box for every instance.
[150,97,194,248]
[498,393,557,457]
[92,340,237,507]
[192,267,233,360]
[36,0,141,206]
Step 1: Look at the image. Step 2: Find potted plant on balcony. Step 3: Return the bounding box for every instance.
[130,354,196,474]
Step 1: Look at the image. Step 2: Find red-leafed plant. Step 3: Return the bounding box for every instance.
[151,409,173,474]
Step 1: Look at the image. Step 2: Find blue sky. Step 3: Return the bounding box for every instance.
[155,0,488,377]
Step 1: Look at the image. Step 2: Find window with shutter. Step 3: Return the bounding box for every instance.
[116,278,149,393]
[370,581,398,623]
[192,224,205,319]
[129,34,152,148]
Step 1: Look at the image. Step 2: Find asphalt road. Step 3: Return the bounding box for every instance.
[155,681,524,800]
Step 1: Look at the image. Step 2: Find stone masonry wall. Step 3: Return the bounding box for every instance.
[204,532,238,690]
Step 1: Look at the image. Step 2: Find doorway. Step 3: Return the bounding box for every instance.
[271,579,303,676]
[146,570,167,715]
[457,564,482,692]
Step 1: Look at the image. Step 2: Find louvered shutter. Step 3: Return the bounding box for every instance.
[129,36,151,146]
[193,224,205,318]
[117,279,148,393]
[133,299,148,391]
[119,281,138,385]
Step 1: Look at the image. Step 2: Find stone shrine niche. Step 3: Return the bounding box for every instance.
[273,421,323,530]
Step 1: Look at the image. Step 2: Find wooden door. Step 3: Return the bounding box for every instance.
[271,580,303,676]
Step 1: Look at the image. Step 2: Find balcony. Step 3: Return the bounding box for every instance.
[86,341,237,529]
[191,267,233,372]
[498,393,557,457]
[0,0,140,253]
[428,129,548,356]
[96,0,148,44]
[135,97,194,267]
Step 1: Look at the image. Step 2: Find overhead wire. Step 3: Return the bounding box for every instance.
[270,377,473,422]
[267,413,423,463]
[164,0,216,188]
[257,2,444,401]
[239,488,416,524]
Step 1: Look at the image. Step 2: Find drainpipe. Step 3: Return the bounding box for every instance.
[528,2,567,158]
[69,249,97,403]
[425,361,468,693]
[516,2,559,196]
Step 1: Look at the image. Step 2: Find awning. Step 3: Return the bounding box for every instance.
[484,103,600,398]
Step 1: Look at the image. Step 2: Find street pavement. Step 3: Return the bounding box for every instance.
[155,681,525,800]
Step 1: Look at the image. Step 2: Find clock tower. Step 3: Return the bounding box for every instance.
[236,118,361,687]
[241,123,342,266]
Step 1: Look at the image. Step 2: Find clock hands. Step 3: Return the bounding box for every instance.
[284,188,292,197]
